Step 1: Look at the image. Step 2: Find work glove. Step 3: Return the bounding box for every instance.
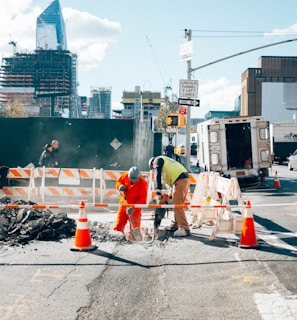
[118,185,127,192]
[127,207,134,215]
[155,189,163,200]
[155,189,163,196]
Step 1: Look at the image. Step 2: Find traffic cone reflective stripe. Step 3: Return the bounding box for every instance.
[274,171,281,189]
[71,200,97,252]
[238,200,260,249]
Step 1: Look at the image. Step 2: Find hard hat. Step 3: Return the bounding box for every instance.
[148,157,155,169]
[128,166,140,182]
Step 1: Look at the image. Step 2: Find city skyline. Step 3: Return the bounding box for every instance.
[1,0,297,118]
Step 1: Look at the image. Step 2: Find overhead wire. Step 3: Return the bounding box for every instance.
[187,29,297,38]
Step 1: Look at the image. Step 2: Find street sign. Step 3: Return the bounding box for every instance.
[178,106,187,114]
[178,98,200,107]
[179,79,198,98]
[180,41,193,62]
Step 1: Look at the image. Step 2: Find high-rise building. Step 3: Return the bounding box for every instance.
[0,0,78,118]
[88,87,111,119]
[36,0,68,50]
[113,87,161,121]
[241,56,297,123]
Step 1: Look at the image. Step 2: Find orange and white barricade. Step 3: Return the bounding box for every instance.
[37,167,100,203]
[3,167,37,201]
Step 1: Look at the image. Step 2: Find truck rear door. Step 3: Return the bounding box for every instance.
[255,121,271,168]
[208,124,223,171]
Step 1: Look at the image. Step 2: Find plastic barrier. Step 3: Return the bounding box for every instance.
[190,172,245,240]
[2,167,199,205]
[36,167,100,203]
[3,167,37,201]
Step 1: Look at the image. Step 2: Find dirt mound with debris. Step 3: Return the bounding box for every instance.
[0,198,165,246]
[0,199,77,246]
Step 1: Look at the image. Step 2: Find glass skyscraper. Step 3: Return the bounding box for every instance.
[36,0,67,50]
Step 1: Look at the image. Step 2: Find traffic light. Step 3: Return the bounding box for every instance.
[179,115,185,127]
[167,114,179,126]
[167,114,186,128]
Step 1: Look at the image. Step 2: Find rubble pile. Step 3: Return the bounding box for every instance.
[0,199,76,246]
[0,198,159,246]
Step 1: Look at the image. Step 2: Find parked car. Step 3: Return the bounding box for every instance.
[288,149,297,170]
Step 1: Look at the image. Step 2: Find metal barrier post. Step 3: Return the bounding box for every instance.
[40,166,45,202]
[92,167,96,203]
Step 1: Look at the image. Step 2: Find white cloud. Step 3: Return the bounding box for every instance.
[192,77,240,118]
[264,23,297,36]
[0,1,40,55]
[0,1,121,72]
[63,7,121,70]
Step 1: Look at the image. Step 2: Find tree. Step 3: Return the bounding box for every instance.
[0,98,27,118]
[157,95,178,139]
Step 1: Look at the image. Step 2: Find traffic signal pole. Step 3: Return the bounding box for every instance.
[185,29,192,172]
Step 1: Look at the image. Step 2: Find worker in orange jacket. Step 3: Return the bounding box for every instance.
[113,166,148,234]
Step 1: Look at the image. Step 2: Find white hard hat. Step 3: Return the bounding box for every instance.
[148,157,155,169]
[128,166,140,182]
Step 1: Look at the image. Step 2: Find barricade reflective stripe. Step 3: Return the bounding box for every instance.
[7,168,32,179]
[103,189,120,198]
[2,187,38,197]
[41,187,100,197]
[102,170,124,180]
[80,169,96,179]
[36,168,60,178]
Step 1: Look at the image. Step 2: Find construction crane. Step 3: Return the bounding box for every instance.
[145,35,172,97]
[8,41,17,55]
[164,79,172,97]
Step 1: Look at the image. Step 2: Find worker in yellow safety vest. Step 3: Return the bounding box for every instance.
[148,156,190,237]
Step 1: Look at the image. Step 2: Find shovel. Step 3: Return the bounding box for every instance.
[120,191,143,242]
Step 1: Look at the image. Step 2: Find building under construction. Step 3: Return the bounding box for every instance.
[0,0,78,117]
[113,87,161,120]
[0,50,77,117]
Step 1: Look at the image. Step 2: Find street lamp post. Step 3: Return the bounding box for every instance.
[185,29,192,172]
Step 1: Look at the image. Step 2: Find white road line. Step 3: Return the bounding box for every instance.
[254,292,297,320]
[258,234,297,252]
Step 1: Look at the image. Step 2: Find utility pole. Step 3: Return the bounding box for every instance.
[185,29,192,172]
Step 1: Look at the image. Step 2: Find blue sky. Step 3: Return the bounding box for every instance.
[2,0,297,118]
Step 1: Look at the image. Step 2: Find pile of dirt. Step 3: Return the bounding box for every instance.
[0,198,159,246]
[0,199,76,246]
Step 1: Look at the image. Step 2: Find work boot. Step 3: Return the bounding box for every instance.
[165,223,178,232]
[173,228,190,237]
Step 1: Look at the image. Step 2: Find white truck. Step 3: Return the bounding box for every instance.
[197,116,272,186]
[270,123,297,164]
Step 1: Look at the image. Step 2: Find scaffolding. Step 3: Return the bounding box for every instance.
[0,49,77,117]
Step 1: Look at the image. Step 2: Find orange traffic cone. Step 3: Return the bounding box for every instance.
[238,200,260,249]
[274,171,281,189]
[71,201,97,252]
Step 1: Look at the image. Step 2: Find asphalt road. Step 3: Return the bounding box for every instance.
[1,163,297,320]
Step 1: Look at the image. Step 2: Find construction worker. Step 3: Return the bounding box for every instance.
[38,143,54,167]
[51,139,60,167]
[149,156,191,237]
[113,166,148,235]
[165,141,174,158]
